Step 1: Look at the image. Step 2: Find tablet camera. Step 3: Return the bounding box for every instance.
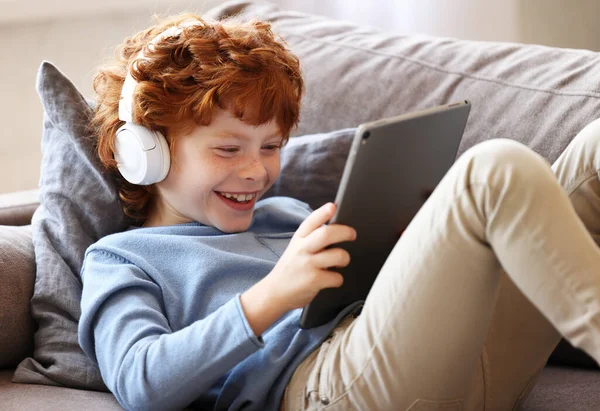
[361,131,370,145]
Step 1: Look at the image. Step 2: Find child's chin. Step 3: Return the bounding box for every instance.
[216,218,252,234]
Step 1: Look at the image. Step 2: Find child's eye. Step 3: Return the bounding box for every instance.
[218,147,239,154]
[262,145,281,151]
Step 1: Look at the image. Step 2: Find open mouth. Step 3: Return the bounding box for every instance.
[215,191,258,211]
[215,191,256,203]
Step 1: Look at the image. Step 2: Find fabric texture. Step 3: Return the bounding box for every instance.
[207,1,600,165]
[0,371,121,411]
[0,225,36,368]
[522,367,600,410]
[0,189,40,226]
[12,62,134,390]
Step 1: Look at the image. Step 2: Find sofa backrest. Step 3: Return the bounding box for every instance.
[208,1,600,164]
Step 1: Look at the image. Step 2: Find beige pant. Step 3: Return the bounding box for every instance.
[281,118,600,411]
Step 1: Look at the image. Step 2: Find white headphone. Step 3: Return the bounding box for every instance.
[115,22,200,185]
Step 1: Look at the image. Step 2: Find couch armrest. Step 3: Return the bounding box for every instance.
[0,189,40,226]
[0,225,35,368]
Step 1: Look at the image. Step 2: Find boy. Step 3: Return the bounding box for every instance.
[80,13,357,410]
[80,11,600,411]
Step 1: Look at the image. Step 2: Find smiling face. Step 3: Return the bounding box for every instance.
[144,108,283,233]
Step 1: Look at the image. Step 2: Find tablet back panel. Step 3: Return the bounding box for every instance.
[300,102,471,328]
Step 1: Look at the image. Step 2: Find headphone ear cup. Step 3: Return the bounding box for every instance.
[155,129,171,182]
[114,123,171,185]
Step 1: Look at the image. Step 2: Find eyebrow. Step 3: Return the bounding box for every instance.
[215,131,282,141]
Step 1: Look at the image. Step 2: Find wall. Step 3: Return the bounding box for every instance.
[518,0,600,50]
[1,1,220,194]
[2,0,600,193]
[275,0,600,48]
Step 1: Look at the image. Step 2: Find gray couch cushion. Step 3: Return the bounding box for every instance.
[12,62,134,390]
[0,226,35,368]
[5,365,600,411]
[0,190,40,226]
[207,1,600,164]
[0,370,122,410]
[522,366,600,410]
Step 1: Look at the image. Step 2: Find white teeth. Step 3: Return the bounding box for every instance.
[219,192,255,202]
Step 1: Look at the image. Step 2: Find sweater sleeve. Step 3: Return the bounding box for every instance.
[78,249,264,411]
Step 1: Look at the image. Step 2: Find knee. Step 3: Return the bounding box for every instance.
[552,118,600,193]
[562,118,600,166]
[576,118,600,149]
[463,138,546,170]
[458,139,555,189]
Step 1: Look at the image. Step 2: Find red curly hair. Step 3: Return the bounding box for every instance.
[91,13,304,221]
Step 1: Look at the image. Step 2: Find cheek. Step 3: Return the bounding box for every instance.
[268,156,281,179]
[202,155,231,173]
[166,152,216,190]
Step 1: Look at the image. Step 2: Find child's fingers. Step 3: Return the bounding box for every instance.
[305,224,356,254]
[295,203,336,238]
[311,247,351,269]
[317,269,344,289]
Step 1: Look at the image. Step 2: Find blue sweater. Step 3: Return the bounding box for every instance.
[78,197,360,411]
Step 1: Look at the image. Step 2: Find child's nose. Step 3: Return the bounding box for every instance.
[239,158,268,181]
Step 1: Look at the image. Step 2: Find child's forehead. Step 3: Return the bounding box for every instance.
[208,109,282,139]
[213,128,281,140]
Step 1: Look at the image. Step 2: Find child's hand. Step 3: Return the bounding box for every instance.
[267,202,357,312]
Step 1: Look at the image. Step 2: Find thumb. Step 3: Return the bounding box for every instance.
[295,203,336,238]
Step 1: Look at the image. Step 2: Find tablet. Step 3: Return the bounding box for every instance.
[299,101,472,329]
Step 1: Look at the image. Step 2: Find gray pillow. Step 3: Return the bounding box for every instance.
[12,61,355,390]
[12,62,133,390]
[266,128,355,210]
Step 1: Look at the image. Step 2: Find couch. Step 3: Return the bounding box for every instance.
[3,0,600,409]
